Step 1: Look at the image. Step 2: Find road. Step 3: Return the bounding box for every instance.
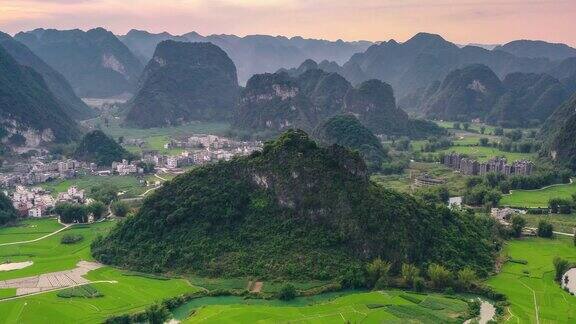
[0,222,72,247]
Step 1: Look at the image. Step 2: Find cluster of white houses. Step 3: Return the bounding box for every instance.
[8,185,87,218]
[0,158,96,188]
[442,153,534,176]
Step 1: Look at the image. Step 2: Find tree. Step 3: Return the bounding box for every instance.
[428,263,452,289]
[494,127,504,136]
[463,122,470,131]
[456,267,477,290]
[549,198,572,214]
[87,201,106,220]
[0,192,18,226]
[366,258,392,289]
[480,126,486,134]
[453,122,461,130]
[553,257,570,281]
[401,263,420,288]
[144,303,170,324]
[90,184,119,204]
[111,201,129,217]
[510,215,526,238]
[278,283,297,300]
[54,203,88,223]
[479,138,489,146]
[537,220,554,238]
[137,161,156,174]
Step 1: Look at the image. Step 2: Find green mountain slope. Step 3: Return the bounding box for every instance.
[314,114,388,171]
[124,40,239,128]
[0,31,96,120]
[542,94,576,171]
[0,46,80,144]
[15,28,143,98]
[92,130,497,280]
[0,191,17,227]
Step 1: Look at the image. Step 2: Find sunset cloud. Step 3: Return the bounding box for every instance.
[0,0,574,46]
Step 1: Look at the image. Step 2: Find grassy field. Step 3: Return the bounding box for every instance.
[41,175,148,198]
[0,267,197,323]
[372,162,467,195]
[0,218,63,244]
[488,237,576,323]
[438,145,535,162]
[179,290,470,323]
[523,213,576,234]
[0,219,198,323]
[500,181,576,208]
[0,220,114,281]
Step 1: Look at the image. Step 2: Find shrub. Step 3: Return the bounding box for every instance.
[553,257,570,282]
[57,284,102,298]
[277,284,297,300]
[111,201,129,217]
[427,263,452,289]
[60,234,84,244]
[537,220,554,238]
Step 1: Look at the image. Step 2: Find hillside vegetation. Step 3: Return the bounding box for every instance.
[314,114,388,171]
[92,130,497,280]
[0,46,80,144]
[125,41,239,128]
[74,130,133,166]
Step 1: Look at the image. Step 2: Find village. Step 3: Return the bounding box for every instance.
[0,134,262,219]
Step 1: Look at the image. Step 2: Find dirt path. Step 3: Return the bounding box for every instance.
[0,261,103,297]
[0,223,71,247]
[247,281,263,293]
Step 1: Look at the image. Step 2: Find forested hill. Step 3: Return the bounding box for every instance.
[74,130,133,166]
[124,40,239,128]
[0,32,96,120]
[542,94,576,171]
[15,28,143,98]
[0,46,80,145]
[92,130,497,280]
[233,70,444,139]
[313,114,389,172]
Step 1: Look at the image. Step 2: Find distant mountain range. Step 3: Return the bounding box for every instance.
[15,28,144,98]
[401,64,572,127]
[118,29,372,84]
[0,32,96,120]
[233,66,444,139]
[124,40,239,128]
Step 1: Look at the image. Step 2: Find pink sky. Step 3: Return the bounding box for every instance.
[1,0,575,46]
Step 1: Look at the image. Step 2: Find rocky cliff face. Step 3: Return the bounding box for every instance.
[124,40,239,128]
[15,28,143,98]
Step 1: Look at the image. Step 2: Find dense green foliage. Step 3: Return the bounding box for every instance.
[74,130,133,166]
[0,191,18,226]
[125,40,239,128]
[314,114,388,171]
[92,130,498,280]
[543,94,576,171]
[15,28,143,98]
[0,45,80,143]
[54,203,89,223]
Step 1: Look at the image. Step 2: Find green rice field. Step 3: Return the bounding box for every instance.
[488,237,576,323]
[0,218,63,244]
[41,175,148,198]
[179,291,470,323]
[522,213,576,234]
[438,145,535,162]
[500,181,576,208]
